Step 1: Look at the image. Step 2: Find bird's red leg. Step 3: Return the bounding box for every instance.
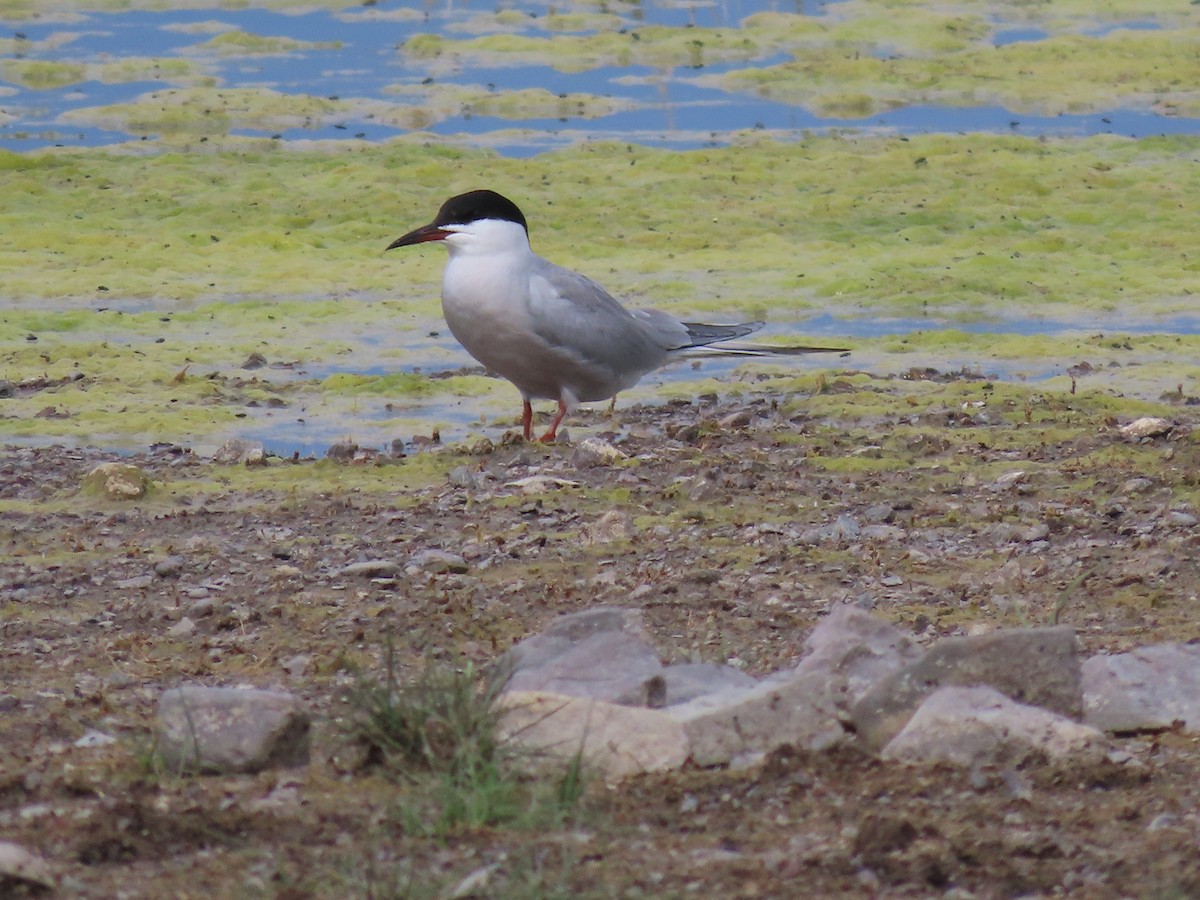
[522,400,534,441]
[539,400,568,443]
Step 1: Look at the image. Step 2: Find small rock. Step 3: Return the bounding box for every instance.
[498,691,689,779]
[325,440,359,463]
[154,555,185,578]
[187,597,216,619]
[573,437,628,466]
[615,663,758,708]
[282,654,311,677]
[213,439,265,465]
[447,465,481,489]
[0,841,55,891]
[850,625,1082,751]
[582,509,636,545]
[500,608,663,702]
[167,617,196,638]
[718,410,753,429]
[407,549,468,574]
[82,462,150,500]
[337,560,400,579]
[73,729,117,748]
[1022,522,1050,542]
[993,470,1027,489]
[669,669,848,766]
[241,351,268,369]
[1120,417,1172,439]
[1121,477,1155,495]
[507,475,580,494]
[156,685,310,774]
[1083,643,1200,734]
[794,604,923,705]
[882,685,1110,768]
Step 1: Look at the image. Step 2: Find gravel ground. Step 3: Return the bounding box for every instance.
[2,380,1200,898]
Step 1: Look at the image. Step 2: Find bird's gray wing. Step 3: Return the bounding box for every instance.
[526,258,681,369]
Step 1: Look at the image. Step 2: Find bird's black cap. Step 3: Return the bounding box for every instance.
[387,189,528,250]
[433,190,527,232]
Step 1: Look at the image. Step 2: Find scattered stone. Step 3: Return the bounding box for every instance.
[506,475,580,494]
[616,663,758,709]
[82,462,151,500]
[73,729,117,748]
[282,654,311,677]
[882,686,1110,768]
[167,616,196,638]
[794,603,923,706]
[213,439,265,465]
[337,560,400,579]
[154,555,185,578]
[993,470,1027,489]
[1083,643,1200,734]
[325,440,359,463]
[0,841,55,891]
[582,509,636,545]
[156,685,310,774]
[501,608,664,702]
[407,548,469,574]
[1120,416,1172,439]
[850,626,1082,751]
[447,465,481,489]
[498,690,690,779]
[668,669,848,766]
[187,597,216,619]
[1120,476,1155,495]
[573,437,628,466]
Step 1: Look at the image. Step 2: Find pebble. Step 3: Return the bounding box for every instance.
[337,560,400,578]
[407,549,469,574]
[154,555,185,578]
[1120,417,1172,439]
[0,841,55,891]
[167,617,196,638]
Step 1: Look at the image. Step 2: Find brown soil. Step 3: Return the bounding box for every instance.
[3,390,1199,898]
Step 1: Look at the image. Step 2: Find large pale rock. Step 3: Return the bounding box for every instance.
[850,626,1082,751]
[82,462,151,500]
[500,608,664,702]
[156,686,310,774]
[0,841,55,891]
[882,686,1110,767]
[668,669,848,767]
[498,690,689,779]
[615,662,758,708]
[1083,644,1200,733]
[794,604,923,705]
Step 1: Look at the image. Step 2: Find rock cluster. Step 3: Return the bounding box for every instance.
[149,606,1200,781]
[496,605,1194,779]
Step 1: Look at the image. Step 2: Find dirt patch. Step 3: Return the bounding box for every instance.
[2,384,1199,896]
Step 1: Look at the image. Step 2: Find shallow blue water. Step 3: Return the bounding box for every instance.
[1,2,1195,153]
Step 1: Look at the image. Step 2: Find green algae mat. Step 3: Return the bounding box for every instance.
[1,0,1199,452]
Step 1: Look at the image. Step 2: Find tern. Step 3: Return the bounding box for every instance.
[387,189,845,442]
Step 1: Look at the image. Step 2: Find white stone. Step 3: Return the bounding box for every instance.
[668,669,848,767]
[1120,416,1172,439]
[1083,643,1200,733]
[498,691,689,779]
[882,686,1110,767]
[0,841,55,890]
[794,604,922,706]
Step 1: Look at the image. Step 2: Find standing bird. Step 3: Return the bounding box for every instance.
[387,190,844,442]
